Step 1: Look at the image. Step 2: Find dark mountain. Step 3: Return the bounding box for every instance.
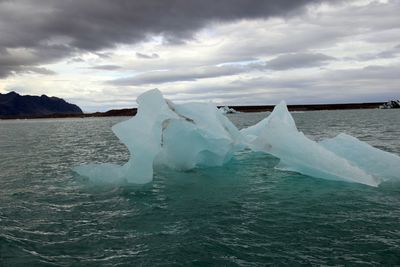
[0,91,82,116]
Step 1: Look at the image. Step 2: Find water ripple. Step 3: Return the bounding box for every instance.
[1,112,400,265]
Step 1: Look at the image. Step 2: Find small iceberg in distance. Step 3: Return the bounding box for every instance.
[74,89,399,187]
[218,106,238,114]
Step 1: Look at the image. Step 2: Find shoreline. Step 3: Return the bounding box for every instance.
[0,102,387,120]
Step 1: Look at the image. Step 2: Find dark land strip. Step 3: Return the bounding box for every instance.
[0,102,387,120]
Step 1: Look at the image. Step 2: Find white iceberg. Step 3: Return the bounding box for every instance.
[241,101,378,187]
[74,89,243,184]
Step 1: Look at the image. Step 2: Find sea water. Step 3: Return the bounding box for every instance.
[0,109,399,266]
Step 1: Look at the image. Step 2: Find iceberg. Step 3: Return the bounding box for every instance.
[74,89,244,184]
[74,89,399,187]
[241,101,378,187]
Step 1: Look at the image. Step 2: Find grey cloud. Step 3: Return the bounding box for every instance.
[24,67,56,75]
[110,52,335,85]
[95,52,113,59]
[0,43,75,77]
[206,1,400,65]
[266,53,334,70]
[242,64,400,92]
[0,67,13,77]
[160,63,400,104]
[378,44,400,58]
[353,44,400,61]
[0,0,325,78]
[68,57,85,64]
[0,65,55,77]
[0,47,62,77]
[329,65,400,80]
[109,65,247,86]
[136,52,160,59]
[89,64,121,70]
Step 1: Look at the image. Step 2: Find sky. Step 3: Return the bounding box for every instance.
[0,0,399,112]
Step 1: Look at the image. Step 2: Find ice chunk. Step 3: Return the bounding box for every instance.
[75,89,179,184]
[74,89,243,184]
[218,106,238,114]
[320,133,400,183]
[241,101,378,187]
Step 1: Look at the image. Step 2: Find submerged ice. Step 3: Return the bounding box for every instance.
[74,89,400,187]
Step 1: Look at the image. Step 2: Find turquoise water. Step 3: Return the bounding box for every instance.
[1,109,400,266]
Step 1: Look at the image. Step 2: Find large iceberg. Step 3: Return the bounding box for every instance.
[74,89,244,184]
[75,89,399,187]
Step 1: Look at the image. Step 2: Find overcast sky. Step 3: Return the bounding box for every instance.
[0,0,399,111]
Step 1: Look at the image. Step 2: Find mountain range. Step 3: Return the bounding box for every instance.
[0,91,82,116]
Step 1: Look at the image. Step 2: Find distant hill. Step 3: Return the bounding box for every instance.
[0,91,82,116]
